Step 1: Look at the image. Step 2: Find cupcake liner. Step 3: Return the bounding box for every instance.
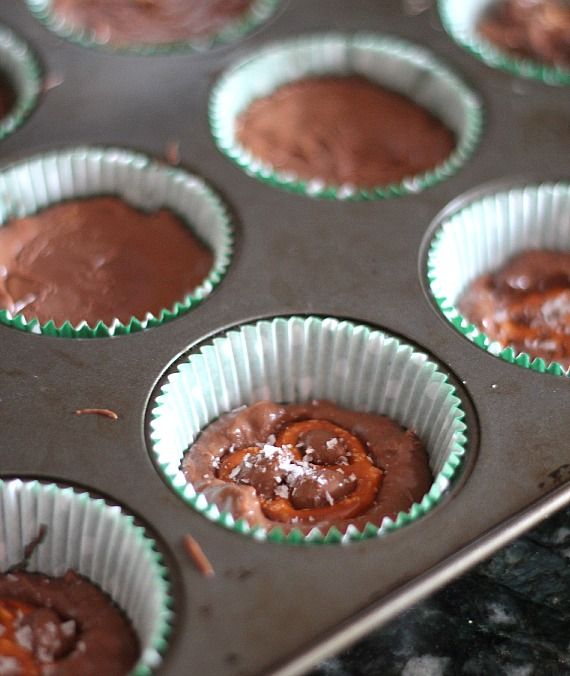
[25,0,281,55]
[0,478,173,675]
[209,33,483,200]
[0,24,42,141]
[427,180,570,376]
[438,0,570,86]
[148,316,468,545]
[0,146,233,338]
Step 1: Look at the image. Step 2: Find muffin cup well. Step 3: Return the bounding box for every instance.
[438,0,570,86]
[25,0,281,55]
[149,316,468,545]
[427,180,570,376]
[0,24,41,141]
[0,146,233,338]
[0,478,172,675]
[210,32,483,200]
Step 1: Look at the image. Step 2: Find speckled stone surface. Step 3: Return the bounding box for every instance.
[313,507,570,675]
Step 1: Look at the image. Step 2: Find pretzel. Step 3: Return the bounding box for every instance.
[496,288,570,358]
[218,419,382,524]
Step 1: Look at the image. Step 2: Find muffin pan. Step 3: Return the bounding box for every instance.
[0,1,569,675]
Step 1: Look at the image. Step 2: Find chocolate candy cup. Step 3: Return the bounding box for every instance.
[210,33,483,200]
[0,24,41,141]
[427,180,570,376]
[25,0,281,54]
[148,316,468,544]
[0,478,173,674]
[439,0,570,86]
[0,146,233,338]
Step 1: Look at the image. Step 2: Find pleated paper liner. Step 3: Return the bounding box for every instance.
[209,32,483,200]
[0,478,173,675]
[427,180,570,376]
[149,316,468,545]
[0,147,233,338]
[0,23,42,141]
[438,0,570,86]
[25,0,281,55]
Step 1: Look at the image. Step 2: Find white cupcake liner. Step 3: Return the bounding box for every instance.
[25,0,281,54]
[438,0,570,86]
[0,478,172,675]
[428,181,570,375]
[210,32,483,200]
[149,316,468,544]
[0,146,234,338]
[0,24,42,140]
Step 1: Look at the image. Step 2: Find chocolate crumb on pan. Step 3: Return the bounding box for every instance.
[183,534,215,578]
[42,72,64,92]
[165,140,181,166]
[75,408,119,420]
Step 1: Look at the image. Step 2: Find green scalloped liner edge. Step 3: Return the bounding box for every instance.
[0,149,234,339]
[0,285,229,339]
[125,509,173,676]
[427,228,570,378]
[24,0,281,55]
[438,0,570,86]
[0,25,42,141]
[149,316,469,545]
[209,33,484,201]
[0,478,174,675]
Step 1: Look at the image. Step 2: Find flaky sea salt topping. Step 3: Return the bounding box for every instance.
[226,438,358,511]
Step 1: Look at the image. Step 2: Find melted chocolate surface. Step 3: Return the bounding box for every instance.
[479,0,570,68]
[51,0,254,46]
[236,75,456,188]
[0,196,213,326]
[0,570,139,675]
[458,249,570,367]
[183,400,433,533]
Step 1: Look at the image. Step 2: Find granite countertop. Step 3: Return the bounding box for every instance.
[313,506,570,676]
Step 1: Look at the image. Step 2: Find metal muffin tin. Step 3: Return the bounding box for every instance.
[0,1,569,674]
